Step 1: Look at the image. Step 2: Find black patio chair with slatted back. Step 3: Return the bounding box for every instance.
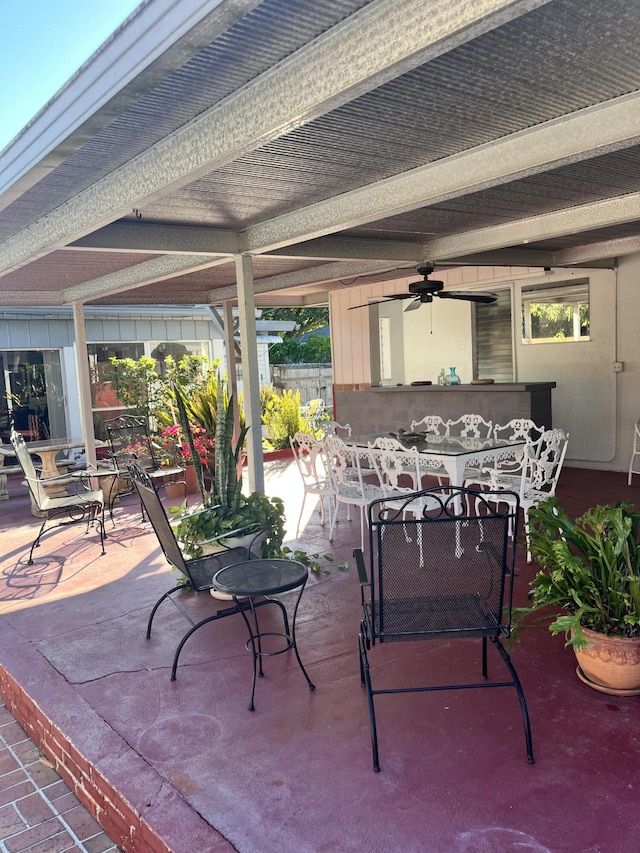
[104,414,187,512]
[354,485,534,772]
[128,462,282,680]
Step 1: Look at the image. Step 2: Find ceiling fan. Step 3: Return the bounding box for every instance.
[348,266,498,311]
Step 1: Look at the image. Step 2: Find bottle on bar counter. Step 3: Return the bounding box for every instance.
[437,368,446,385]
[445,367,461,386]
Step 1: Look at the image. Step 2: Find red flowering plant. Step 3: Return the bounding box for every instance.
[158,422,214,467]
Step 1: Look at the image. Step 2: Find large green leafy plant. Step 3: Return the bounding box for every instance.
[261,387,317,450]
[171,375,285,558]
[514,498,640,649]
[107,354,210,425]
[170,374,345,573]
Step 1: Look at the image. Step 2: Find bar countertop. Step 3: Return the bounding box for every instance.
[335,382,556,437]
[371,382,556,392]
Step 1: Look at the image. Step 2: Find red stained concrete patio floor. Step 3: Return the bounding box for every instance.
[0,460,639,852]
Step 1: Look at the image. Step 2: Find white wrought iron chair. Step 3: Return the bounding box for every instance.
[368,440,442,565]
[301,398,326,432]
[325,436,387,550]
[289,432,336,535]
[409,414,448,435]
[628,419,640,485]
[480,428,569,562]
[317,419,352,439]
[407,415,449,485]
[369,436,421,490]
[10,430,105,564]
[464,417,545,489]
[447,413,493,439]
[448,413,493,485]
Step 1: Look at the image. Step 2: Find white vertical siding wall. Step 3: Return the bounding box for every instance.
[604,254,640,473]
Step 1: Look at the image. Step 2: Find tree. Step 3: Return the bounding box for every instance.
[269,335,331,364]
[261,307,328,338]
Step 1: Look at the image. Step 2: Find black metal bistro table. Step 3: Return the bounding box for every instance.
[212,558,316,711]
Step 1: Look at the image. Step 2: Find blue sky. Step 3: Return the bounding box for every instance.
[0,0,142,151]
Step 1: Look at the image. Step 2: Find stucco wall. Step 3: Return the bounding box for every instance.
[515,268,616,464]
[611,253,640,473]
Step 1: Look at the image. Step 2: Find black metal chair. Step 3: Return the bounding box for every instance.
[355,485,533,772]
[10,430,105,564]
[128,463,280,680]
[104,415,187,507]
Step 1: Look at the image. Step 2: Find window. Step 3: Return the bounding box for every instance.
[87,341,210,439]
[521,279,590,344]
[149,341,209,375]
[378,318,392,382]
[0,350,64,440]
[88,343,144,439]
[474,289,514,382]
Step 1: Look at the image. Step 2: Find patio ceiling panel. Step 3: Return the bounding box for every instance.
[1,0,640,308]
[1,0,535,280]
[0,251,161,292]
[124,0,640,236]
[87,256,336,305]
[535,224,640,253]
[343,145,640,241]
[0,0,372,242]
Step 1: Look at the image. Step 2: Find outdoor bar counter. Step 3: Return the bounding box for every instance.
[334,382,556,437]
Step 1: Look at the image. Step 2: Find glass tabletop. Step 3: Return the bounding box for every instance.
[360,432,526,456]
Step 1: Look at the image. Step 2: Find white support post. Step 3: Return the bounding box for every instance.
[71,302,97,467]
[223,299,241,439]
[235,255,264,494]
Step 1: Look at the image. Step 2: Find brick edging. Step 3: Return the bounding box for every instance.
[0,665,228,853]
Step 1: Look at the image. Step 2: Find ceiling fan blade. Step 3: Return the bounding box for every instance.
[385,293,417,300]
[437,290,498,304]
[404,297,422,312]
[348,299,390,310]
[348,293,416,310]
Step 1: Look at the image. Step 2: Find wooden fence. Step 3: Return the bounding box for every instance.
[270,363,333,409]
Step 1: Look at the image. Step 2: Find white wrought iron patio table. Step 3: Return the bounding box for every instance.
[356,432,527,556]
[360,432,527,489]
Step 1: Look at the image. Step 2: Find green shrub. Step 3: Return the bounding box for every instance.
[262,388,314,450]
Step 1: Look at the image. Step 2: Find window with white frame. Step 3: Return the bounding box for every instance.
[521,279,590,344]
[87,340,210,439]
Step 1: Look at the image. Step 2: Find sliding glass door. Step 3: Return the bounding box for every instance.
[0,349,66,441]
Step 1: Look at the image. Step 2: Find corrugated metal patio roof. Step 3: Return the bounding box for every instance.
[1,0,639,308]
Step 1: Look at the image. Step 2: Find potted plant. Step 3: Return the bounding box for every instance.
[514,497,640,695]
[169,377,344,584]
[170,373,281,553]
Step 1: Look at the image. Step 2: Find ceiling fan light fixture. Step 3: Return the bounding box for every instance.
[409,278,443,295]
[348,264,498,310]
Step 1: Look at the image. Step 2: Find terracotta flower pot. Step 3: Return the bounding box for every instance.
[574,627,640,695]
[163,465,199,500]
[184,464,199,494]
